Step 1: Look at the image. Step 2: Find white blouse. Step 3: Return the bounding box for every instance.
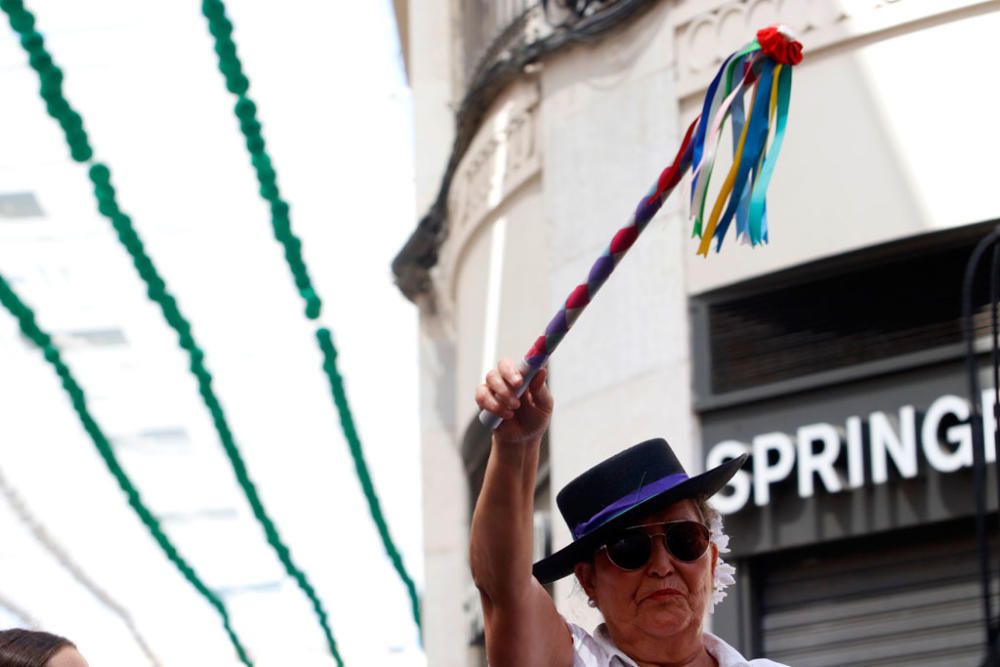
[568,622,789,667]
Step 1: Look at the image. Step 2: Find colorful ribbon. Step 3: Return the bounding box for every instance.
[691,26,799,253]
[480,26,802,430]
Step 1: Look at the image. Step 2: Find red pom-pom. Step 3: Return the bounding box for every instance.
[756,26,803,66]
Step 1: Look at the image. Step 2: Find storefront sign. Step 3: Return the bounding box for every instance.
[707,390,998,514]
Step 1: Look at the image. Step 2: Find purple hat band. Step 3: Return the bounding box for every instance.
[571,472,689,540]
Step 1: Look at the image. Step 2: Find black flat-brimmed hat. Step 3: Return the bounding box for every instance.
[532,438,747,584]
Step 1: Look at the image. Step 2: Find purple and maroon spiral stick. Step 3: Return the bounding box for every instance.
[479,119,698,429]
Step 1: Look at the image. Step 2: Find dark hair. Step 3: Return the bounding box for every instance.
[0,629,75,667]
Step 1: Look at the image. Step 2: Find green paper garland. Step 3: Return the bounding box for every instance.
[200,0,422,635]
[1,2,343,664]
[0,271,252,667]
[316,328,422,629]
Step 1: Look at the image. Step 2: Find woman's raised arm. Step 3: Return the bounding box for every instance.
[470,359,573,667]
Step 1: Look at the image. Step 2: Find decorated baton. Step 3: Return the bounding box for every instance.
[480,26,803,430]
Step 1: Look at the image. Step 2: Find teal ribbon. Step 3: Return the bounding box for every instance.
[749,63,793,245]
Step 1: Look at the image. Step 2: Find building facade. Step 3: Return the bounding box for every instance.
[393,1,1000,665]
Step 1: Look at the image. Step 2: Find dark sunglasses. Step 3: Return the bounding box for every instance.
[599,520,710,571]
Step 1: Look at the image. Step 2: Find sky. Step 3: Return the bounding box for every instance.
[0,1,424,665]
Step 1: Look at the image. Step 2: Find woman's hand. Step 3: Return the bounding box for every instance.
[475,359,552,443]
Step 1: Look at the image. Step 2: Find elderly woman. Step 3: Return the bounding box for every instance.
[472,359,786,666]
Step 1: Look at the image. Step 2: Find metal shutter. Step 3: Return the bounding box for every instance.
[759,521,998,666]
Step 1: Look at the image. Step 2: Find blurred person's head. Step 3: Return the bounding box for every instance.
[0,629,88,667]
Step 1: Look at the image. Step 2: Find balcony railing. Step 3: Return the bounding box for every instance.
[461,1,627,87]
[462,0,540,86]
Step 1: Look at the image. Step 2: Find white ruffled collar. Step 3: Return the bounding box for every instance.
[590,624,750,666]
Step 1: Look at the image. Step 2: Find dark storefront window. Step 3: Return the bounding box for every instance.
[693,221,1000,411]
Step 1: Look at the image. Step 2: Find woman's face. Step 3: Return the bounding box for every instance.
[574,499,717,651]
[47,646,90,667]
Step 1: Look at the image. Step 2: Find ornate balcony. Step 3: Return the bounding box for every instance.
[461,0,540,86]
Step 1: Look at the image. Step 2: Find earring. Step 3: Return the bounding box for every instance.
[587,598,597,608]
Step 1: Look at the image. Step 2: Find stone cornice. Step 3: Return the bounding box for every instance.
[432,79,542,319]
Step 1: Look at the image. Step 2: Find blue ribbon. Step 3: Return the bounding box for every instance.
[713,58,775,251]
[690,52,734,186]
